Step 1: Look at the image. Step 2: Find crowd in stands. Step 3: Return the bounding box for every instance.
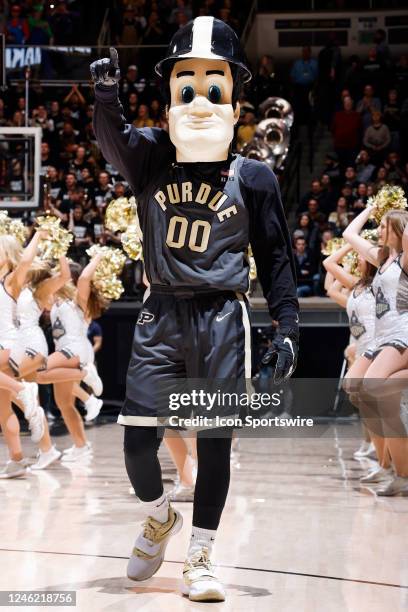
[289,33,408,297]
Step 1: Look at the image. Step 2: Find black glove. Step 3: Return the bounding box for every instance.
[261,328,299,384]
[90,47,121,86]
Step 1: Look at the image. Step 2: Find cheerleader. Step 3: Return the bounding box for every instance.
[37,255,106,461]
[0,231,49,478]
[344,205,408,496]
[323,244,379,463]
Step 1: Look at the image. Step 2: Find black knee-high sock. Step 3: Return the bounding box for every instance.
[123,426,164,501]
[193,434,232,530]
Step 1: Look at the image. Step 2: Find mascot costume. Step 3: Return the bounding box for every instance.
[91,16,299,603]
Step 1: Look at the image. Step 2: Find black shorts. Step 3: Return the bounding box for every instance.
[118,289,251,426]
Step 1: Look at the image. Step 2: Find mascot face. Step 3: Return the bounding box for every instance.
[168,58,240,162]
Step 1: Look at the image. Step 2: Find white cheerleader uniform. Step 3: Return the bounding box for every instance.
[10,287,48,366]
[51,299,94,366]
[346,284,376,358]
[0,274,19,351]
[370,253,408,357]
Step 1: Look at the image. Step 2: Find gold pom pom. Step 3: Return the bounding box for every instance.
[93,276,124,300]
[105,196,137,232]
[321,237,345,256]
[343,250,360,277]
[247,244,257,281]
[368,185,408,224]
[0,211,26,244]
[121,224,143,261]
[86,245,126,301]
[36,215,73,260]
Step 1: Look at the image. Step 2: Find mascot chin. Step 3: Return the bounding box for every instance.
[91,16,299,603]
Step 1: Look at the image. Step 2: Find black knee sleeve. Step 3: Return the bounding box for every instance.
[123,426,164,502]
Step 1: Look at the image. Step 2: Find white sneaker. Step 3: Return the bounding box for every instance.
[353,441,375,458]
[63,441,93,456]
[182,547,226,602]
[0,460,27,479]
[31,446,61,470]
[82,363,103,397]
[28,405,46,443]
[84,396,103,422]
[61,442,93,462]
[16,381,39,419]
[167,482,195,502]
[360,466,393,483]
[376,476,408,496]
[127,506,183,581]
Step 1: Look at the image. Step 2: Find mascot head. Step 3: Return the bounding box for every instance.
[155,16,251,163]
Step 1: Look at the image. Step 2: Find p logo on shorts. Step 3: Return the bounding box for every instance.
[137,311,155,325]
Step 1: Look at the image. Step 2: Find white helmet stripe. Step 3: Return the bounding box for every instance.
[191,16,214,57]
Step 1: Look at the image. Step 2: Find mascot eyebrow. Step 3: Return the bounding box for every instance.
[176,70,225,78]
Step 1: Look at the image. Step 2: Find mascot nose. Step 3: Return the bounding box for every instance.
[189,95,213,117]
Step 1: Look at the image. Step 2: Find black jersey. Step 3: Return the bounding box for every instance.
[93,84,298,328]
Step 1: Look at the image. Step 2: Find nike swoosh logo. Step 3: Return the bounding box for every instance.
[216,312,233,322]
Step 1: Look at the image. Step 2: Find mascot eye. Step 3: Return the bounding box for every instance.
[181,85,195,103]
[208,85,222,104]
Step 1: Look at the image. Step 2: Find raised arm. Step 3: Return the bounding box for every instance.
[343,205,380,267]
[323,243,358,290]
[90,48,172,196]
[76,253,103,313]
[35,256,72,305]
[8,229,47,296]
[326,279,349,309]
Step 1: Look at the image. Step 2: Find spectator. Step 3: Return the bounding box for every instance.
[344,166,359,190]
[28,4,53,45]
[383,89,401,151]
[355,149,376,183]
[384,151,404,184]
[123,92,139,123]
[120,65,146,97]
[94,171,113,210]
[50,1,77,44]
[317,34,342,125]
[149,99,162,125]
[252,55,282,107]
[356,84,382,130]
[6,4,29,44]
[168,0,192,24]
[322,152,342,195]
[373,29,391,67]
[236,112,256,152]
[87,320,103,356]
[395,55,408,101]
[344,55,362,102]
[361,48,386,96]
[46,166,63,201]
[68,205,94,263]
[353,183,369,211]
[294,213,320,255]
[328,197,353,235]
[293,237,318,297]
[133,104,154,128]
[363,111,391,164]
[373,166,389,192]
[331,96,362,168]
[40,142,58,174]
[306,198,327,231]
[68,145,92,181]
[290,46,318,126]
[298,179,326,214]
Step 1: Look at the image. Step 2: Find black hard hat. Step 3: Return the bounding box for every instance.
[155,16,252,83]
